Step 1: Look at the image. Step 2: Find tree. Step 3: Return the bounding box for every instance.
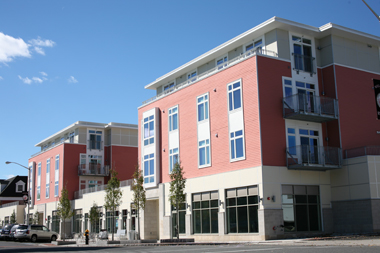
[56,186,74,241]
[10,210,16,224]
[169,162,186,240]
[104,168,122,241]
[32,210,40,224]
[89,202,100,233]
[131,164,146,240]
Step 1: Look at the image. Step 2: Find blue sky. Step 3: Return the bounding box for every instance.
[1,0,380,178]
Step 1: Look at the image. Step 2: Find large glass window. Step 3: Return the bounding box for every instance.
[143,153,155,184]
[122,210,128,230]
[192,191,219,234]
[169,148,179,173]
[292,36,313,73]
[164,82,175,92]
[198,139,210,167]
[282,185,321,232]
[69,132,75,143]
[143,115,154,146]
[84,213,88,231]
[52,211,60,233]
[188,70,197,82]
[55,155,59,197]
[216,55,228,70]
[37,162,41,200]
[197,94,209,122]
[226,186,259,233]
[228,81,242,111]
[169,107,178,131]
[230,130,244,160]
[46,159,50,199]
[88,155,102,174]
[73,209,82,233]
[106,211,118,233]
[89,130,102,150]
[172,202,186,237]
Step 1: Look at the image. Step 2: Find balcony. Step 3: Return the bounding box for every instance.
[344,146,380,159]
[292,53,316,74]
[78,164,110,176]
[142,48,278,105]
[283,94,339,123]
[74,179,133,199]
[286,145,342,171]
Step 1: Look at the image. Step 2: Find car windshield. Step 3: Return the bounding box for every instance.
[3,225,13,230]
[17,225,28,230]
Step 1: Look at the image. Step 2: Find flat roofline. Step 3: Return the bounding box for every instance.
[144,16,380,91]
[35,121,138,147]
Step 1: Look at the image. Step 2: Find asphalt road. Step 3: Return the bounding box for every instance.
[0,241,380,253]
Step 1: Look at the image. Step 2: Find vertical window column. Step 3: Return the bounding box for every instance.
[143,115,154,146]
[55,155,59,197]
[143,154,155,184]
[46,159,50,198]
[37,163,41,200]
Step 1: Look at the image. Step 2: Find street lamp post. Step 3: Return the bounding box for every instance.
[5,161,31,226]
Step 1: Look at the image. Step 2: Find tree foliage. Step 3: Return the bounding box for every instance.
[89,202,100,233]
[131,164,146,239]
[169,162,186,240]
[10,209,16,224]
[104,168,122,241]
[32,210,39,224]
[57,186,74,241]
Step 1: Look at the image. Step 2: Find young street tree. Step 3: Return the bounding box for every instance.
[169,162,186,240]
[89,202,100,233]
[57,186,74,241]
[32,210,40,224]
[104,168,122,241]
[131,164,146,240]
[10,210,16,224]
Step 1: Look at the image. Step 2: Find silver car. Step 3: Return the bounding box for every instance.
[14,224,58,242]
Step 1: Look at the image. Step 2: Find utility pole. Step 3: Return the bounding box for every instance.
[362,0,380,22]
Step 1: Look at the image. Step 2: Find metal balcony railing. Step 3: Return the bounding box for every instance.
[0,201,23,208]
[142,48,278,105]
[292,53,316,74]
[344,146,380,159]
[283,93,339,123]
[74,179,133,199]
[88,140,103,150]
[78,164,110,176]
[286,145,342,171]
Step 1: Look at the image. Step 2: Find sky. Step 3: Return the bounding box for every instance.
[1,0,380,179]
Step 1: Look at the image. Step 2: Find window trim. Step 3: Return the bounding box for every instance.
[143,115,155,146]
[54,155,59,197]
[198,139,211,168]
[243,36,265,53]
[197,93,209,123]
[164,81,176,92]
[187,70,197,83]
[229,129,246,162]
[215,54,228,70]
[143,153,155,186]
[227,79,243,113]
[169,147,179,174]
[168,105,179,132]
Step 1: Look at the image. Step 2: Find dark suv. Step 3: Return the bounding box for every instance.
[0,224,15,240]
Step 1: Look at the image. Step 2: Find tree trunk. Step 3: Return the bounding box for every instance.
[137,209,140,240]
[176,203,179,240]
[112,207,114,241]
[62,219,65,242]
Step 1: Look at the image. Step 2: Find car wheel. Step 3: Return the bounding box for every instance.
[51,235,57,242]
[31,235,37,243]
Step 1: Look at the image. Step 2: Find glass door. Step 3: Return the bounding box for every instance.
[296,82,315,113]
[300,129,319,164]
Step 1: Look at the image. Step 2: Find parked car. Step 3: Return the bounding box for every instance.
[0,224,15,240]
[9,225,19,241]
[14,224,58,242]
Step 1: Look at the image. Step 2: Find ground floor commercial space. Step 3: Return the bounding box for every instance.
[1,155,379,240]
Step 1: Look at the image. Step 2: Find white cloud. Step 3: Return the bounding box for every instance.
[32,77,43,83]
[0,32,31,63]
[28,37,55,47]
[40,71,47,76]
[68,76,78,83]
[6,174,15,179]
[33,46,45,55]
[18,75,32,84]
[0,76,3,80]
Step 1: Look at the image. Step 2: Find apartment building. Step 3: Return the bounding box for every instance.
[137,17,380,240]
[26,121,138,234]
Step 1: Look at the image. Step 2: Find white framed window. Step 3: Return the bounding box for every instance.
[37,186,40,200]
[187,70,197,83]
[54,155,59,197]
[143,153,155,184]
[197,94,209,122]
[46,158,50,199]
[89,130,102,150]
[230,130,245,161]
[143,115,154,146]
[169,106,178,132]
[69,132,75,143]
[164,81,175,92]
[37,162,41,200]
[244,37,264,54]
[216,55,228,70]
[291,34,313,73]
[15,180,25,193]
[228,80,242,111]
[198,139,210,167]
[169,148,179,173]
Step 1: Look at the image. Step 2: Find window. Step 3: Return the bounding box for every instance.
[164,82,175,92]
[245,38,263,55]
[84,213,88,231]
[216,55,228,70]
[292,35,313,73]
[143,115,154,146]
[171,202,186,236]
[91,207,103,233]
[88,180,102,188]
[197,94,209,122]
[198,139,210,167]
[52,211,60,233]
[169,106,178,131]
[46,158,50,199]
[188,70,197,82]
[37,163,41,200]
[282,185,321,232]
[69,132,75,143]
[226,186,259,233]
[38,163,41,176]
[169,148,179,173]
[228,81,242,111]
[55,155,59,197]
[89,130,102,150]
[143,154,155,184]
[230,130,244,160]
[106,211,118,233]
[37,186,40,200]
[192,191,219,234]
[122,210,128,230]
[73,209,82,233]
[17,185,23,192]
[287,128,296,155]
[88,155,102,174]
